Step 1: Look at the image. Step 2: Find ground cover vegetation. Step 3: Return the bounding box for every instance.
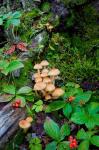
[0,0,99,149]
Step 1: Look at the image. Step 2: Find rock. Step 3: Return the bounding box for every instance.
[30,31,49,53]
[51,2,69,18]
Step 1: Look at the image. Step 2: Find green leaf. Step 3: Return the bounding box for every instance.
[71,111,87,125]
[35,105,43,112]
[17,86,32,94]
[15,96,26,107]
[57,141,70,150]
[44,117,60,141]
[35,100,43,105]
[11,19,20,26]
[77,129,87,140]
[3,84,16,95]
[74,91,92,104]
[0,18,3,25]
[45,101,65,113]
[88,102,99,114]
[91,136,99,147]
[29,138,42,150]
[45,141,57,150]
[60,123,70,140]
[63,103,72,118]
[78,140,89,150]
[85,115,96,129]
[12,11,21,18]
[5,60,24,75]
[77,129,95,140]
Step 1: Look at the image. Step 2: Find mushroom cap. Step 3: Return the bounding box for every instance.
[26,117,33,123]
[35,77,42,83]
[52,88,64,97]
[34,82,46,91]
[43,77,51,83]
[42,68,49,74]
[48,68,60,76]
[34,64,42,70]
[40,60,49,67]
[45,94,52,100]
[41,72,48,77]
[19,120,31,129]
[34,73,41,78]
[45,83,55,92]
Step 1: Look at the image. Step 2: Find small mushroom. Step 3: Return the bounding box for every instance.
[45,83,55,92]
[52,88,64,97]
[42,68,49,74]
[45,94,52,100]
[19,119,31,132]
[41,72,48,78]
[34,82,46,91]
[43,77,51,83]
[40,60,49,68]
[34,64,42,74]
[48,68,60,76]
[26,116,33,123]
[34,73,41,78]
[35,77,42,83]
[48,68,60,81]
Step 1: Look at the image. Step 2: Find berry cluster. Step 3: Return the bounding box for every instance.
[12,99,21,108]
[68,136,77,149]
[68,96,75,102]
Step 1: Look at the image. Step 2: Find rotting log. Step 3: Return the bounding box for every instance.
[0,102,26,149]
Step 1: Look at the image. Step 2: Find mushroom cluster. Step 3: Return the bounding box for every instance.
[33,60,64,100]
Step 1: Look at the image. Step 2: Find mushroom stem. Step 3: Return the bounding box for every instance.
[51,76,55,83]
[37,69,40,75]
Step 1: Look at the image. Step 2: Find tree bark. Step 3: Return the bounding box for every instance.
[0,102,26,149]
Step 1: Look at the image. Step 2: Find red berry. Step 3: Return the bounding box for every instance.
[16,99,21,104]
[15,103,19,108]
[68,136,73,141]
[70,143,74,149]
[72,139,77,143]
[68,96,75,102]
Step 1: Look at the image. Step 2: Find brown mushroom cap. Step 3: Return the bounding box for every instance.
[40,60,49,67]
[19,120,31,129]
[48,68,60,76]
[52,88,64,97]
[26,117,33,123]
[43,77,51,83]
[35,77,42,83]
[34,64,42,70]
[42,68,49,74]
[45,94,52,100]
[45,83,55,92]
[34,73,41,78]
[34,82,46,91]
[41,72,48,77]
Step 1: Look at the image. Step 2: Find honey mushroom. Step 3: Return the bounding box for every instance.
[26,116,33,123]
[52,88,64,99]
[40,60,49,68]
[34,82,46,96]
[19,119,31,132]
[48,68,60,82]
[43,77,51,83]
[34,64,42,74]
[45,94,52,100]
[35,77,42,83]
